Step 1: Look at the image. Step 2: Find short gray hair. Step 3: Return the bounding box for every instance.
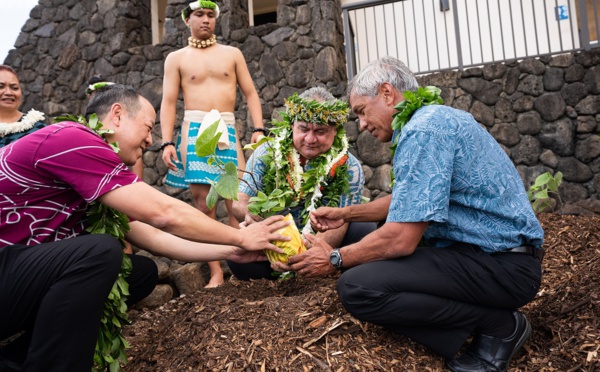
[299,86,335,103]
[348,56,419,97]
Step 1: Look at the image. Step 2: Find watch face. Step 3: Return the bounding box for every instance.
[330,250,342,268]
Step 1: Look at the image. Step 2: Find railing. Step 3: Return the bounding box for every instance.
[342,0,600,78]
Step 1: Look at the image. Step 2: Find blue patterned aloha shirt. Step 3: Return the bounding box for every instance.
[387,105,544,252]
[239,143,364,229]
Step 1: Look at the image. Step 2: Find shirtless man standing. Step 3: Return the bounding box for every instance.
[160,0,266,287]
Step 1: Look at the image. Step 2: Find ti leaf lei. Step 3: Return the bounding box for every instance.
[54,114,132,372]
[389,86,443,185]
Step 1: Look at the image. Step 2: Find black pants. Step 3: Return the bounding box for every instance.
[228,222,378,281]
[0,234,158,371]
[336,243,542,359]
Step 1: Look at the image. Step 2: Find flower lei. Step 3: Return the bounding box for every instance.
[0,109,44,137]
[389,86,443,185]
[260,94,351,235]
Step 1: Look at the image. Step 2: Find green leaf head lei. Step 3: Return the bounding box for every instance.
[181,0,220,21]
[258,93,352,234]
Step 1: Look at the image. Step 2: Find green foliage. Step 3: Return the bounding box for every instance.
[527,171,563,212]
[391,86,443,133]
[195,120,222,157]
[247,189,297,217]
[54,113,131,371]
[389,86,443,185]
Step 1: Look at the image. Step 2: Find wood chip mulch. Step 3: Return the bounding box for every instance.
[123,213,599,371]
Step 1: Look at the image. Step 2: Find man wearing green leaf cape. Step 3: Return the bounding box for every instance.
[287,57,544,372]
[0,83,289,371]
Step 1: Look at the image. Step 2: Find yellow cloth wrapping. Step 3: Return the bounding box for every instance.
[265,213,307,264]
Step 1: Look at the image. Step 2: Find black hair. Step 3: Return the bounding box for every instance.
[85,84,142,120]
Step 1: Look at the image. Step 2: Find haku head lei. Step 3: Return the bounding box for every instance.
[260,93,352,235]
[181,0,220,21]
[85,81,115,96]
[284,93,349,129]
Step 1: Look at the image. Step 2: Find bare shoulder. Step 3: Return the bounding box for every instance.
[216,44,245,60]
[165,47,188,63]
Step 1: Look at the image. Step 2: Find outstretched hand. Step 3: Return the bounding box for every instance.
[309,207,345,232]
[240,215,290,253]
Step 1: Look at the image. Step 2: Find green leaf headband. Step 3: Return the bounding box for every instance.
[181,1,220,21]
[283,93,349,128]
[85,82,115,96]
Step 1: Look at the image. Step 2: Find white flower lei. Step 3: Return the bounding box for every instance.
[0,109,45,137]
[280,132,349,236]
[300,136,348,235]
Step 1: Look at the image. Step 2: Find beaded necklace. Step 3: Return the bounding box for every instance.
[188,34,217,48]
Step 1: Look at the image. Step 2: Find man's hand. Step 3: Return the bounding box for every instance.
[228,248,269,264]
[238,213,263,228]
[161,145,179,171]
[284,233,336,277]
[250,131,264,144]
[240,215,290,253]
[309,207,345,232]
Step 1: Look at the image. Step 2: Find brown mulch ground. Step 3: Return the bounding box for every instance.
[123,213,599,371]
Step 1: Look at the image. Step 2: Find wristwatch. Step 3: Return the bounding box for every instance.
[329,249,343,270]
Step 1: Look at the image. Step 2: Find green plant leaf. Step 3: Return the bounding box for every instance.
[206,185,219,210]
[195,120,222,157]
[214,162,239,200]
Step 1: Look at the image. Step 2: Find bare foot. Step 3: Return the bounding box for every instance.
[204,273,225,288]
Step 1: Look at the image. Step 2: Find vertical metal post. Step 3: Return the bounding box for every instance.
[422,1,431,71]
[451,0,464,70]
[567,0,576,50]
[343,9,357,80]
[498,0,506,60]
[477,1,486,63]
[432,0,441,70]
[554,0,564,51]
[465,0,474,64]
[487,0,495,61]
[578,0,591,49]
[520,0,529,55]
[532,0,540,55]
[372,6,380,58]
[411,1,421,70]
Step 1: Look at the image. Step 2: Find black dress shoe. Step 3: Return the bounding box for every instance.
[447,311,531,372]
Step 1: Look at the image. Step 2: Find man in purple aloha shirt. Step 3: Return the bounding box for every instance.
[0,83,290,371]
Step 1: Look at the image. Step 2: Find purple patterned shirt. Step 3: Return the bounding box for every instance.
[0,122,139,247]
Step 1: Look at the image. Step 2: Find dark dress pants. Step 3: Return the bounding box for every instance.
[0,234,157,371]
[336,243,542,359]
[228,222,378,281]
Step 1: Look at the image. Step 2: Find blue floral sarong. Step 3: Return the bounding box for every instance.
[165,110,239,187]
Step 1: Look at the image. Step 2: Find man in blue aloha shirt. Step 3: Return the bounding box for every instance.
[285,57,544,372]
[230,87,376,280]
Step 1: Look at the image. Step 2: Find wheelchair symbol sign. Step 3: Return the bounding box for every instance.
[555,5,569,21]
